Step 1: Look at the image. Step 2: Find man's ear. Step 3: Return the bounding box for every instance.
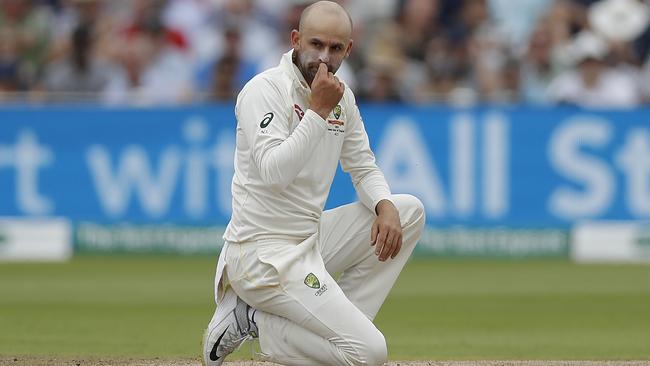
[345,39,354,58]
[290,30,301,50]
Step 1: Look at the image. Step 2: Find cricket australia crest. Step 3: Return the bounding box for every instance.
[333,105,342,119]
[304,273,321,289]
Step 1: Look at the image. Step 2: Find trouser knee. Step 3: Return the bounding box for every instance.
[393,194,425,232]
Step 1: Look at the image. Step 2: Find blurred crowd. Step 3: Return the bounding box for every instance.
[1,0,650,107]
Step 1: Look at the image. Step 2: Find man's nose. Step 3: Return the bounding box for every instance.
[318,51,330,63]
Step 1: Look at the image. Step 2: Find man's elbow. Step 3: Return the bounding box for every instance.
[258,163,293,190]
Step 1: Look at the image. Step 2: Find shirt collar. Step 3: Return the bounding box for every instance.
[280,49,311,92]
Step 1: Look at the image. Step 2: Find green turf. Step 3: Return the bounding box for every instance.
[1,256,649,360]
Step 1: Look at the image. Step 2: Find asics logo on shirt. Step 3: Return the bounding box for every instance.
[260,112,274,128]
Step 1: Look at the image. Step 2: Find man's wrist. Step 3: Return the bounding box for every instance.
[375,199,395,215]
[311,107,330,120]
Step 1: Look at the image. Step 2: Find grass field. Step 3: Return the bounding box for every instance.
[1,256,649,361]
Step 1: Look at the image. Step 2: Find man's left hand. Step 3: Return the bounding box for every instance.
[371,199,402,261]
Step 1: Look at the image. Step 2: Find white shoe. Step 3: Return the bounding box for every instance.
[203,289,258,366]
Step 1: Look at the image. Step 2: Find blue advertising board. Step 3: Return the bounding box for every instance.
[2,105,650,229]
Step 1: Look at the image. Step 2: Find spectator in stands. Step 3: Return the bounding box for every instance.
[487,0,553,50]
[520,20,559,104]
[123,0,188,52]
[0,25,22,97]
[209,54,239,101]
[359,56,404,102]
[214,0,280,73]
[414,34,471,104]
[49,0,111,61]
[478,0,516,101]
[641,57,650,103]
[587,0,650,102]
[452,0,512,102]
[42,22,124,102]
[1,0,649,106]
[357,21,406,102]
[546,31,640,108]
[395,0,441,62]
[201,24,257,101]
[0,0,53,90]
[162,0,222,67]
[109,16,195,105]
[358,0,442,102]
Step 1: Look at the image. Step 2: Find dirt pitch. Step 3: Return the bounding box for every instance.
[2,358,650,366]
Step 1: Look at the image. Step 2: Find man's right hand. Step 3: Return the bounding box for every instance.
[310,63,345,120]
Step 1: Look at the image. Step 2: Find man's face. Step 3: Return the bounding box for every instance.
[579,58,604,87]
[291,15,352,86]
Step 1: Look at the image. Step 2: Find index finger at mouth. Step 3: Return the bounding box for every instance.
[316,63,327,76]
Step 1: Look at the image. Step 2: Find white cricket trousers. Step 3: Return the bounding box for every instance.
[215,194,425,366]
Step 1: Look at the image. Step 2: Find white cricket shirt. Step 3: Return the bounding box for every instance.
[223,50,392,243]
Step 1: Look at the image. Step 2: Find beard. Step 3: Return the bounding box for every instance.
[293,49,338,86]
